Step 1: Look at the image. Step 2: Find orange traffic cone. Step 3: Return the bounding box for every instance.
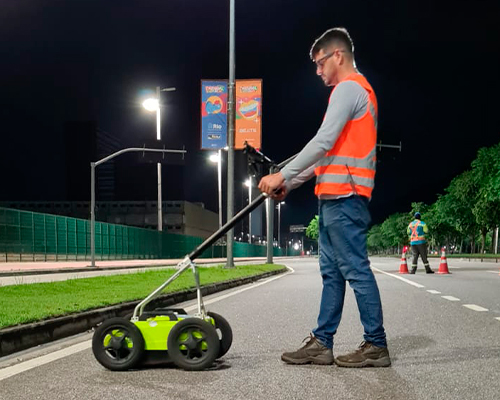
[399,249,409,274]
[437,247,451,274]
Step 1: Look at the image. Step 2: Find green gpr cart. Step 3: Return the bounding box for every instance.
[92,144,295,371]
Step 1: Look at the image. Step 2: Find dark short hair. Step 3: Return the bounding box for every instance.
[310,27,354,60]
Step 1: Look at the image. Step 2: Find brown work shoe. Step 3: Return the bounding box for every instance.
[335,341,391,368]
[281,334,334,365]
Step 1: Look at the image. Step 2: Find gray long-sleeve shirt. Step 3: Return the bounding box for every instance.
[280,79,370,194]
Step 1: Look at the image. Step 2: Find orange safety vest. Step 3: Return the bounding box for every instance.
[314,73,377,199]
[410,221,426,243]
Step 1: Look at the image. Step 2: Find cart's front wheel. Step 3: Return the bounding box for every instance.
[92,318,145,371]
[208,311,233,358]
[167,318,220,371]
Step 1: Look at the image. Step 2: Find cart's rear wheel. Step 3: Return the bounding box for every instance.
[92,318,145,371]
[207,311,233,358]
[167,318,219,371]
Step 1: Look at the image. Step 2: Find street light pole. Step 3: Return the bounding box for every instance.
[156,86,162,232]
[143,86,176,232]
[277,201,284,247]
[248,180,252,243]
[495,226,499,254]
[244,178,252,243]
[266,197,274,264]
[209,151,223,229]
[217,149,223,229]
[226,0,236,268]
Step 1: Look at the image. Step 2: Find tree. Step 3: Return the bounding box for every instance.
[306,215,319,241]
[367,224,386,253]
[380,213,409,252]
[432,195,463,251]
[441,171,479,253]
[471,144,500,253]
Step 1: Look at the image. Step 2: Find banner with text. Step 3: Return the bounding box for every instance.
[201,80,228,150]
[235,79,262,149]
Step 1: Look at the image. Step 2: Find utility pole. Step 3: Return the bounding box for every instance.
[226,0,236,268]
[266,197,274,263]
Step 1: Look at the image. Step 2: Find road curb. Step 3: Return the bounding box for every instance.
[0,257,270,277]
[0,267,287,358]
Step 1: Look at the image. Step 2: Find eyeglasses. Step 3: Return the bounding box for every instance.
[314,50,344,68]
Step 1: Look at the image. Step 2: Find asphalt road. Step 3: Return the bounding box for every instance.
[0,257,499,400]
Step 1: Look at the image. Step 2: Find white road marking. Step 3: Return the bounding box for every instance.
[370,266,425,288]
[441,295,460,301]
[185,266,295,311]
[463,304,488,312]
[0,266,294,381]
[0,341,91,381]
[427,290,441,294]
[495,317,500,322]
[486,271,499,274]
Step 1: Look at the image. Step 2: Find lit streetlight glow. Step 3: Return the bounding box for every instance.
[142,98,159,112]
[209,153,220,163]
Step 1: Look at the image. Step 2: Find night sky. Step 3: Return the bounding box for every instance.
[1,0,499,229]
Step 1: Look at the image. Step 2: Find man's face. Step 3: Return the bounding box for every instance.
[314,48,339,87]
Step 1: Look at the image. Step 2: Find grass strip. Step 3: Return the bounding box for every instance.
[0,264,284,329]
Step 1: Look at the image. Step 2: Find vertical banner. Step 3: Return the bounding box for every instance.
[235,79,262,149]
[201,80,228,150]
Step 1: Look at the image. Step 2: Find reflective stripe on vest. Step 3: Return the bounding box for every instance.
[314,73,377,199]
[410,221,426,242]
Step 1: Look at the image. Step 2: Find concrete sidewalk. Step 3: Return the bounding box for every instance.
[0,257,285,276]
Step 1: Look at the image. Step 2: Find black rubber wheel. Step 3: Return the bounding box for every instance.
[92,317,145,371]
[167,318,220,371]
[207,311,233,358]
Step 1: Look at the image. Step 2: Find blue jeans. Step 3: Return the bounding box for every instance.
[312,196,387,349]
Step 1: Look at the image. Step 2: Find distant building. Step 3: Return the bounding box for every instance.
[0,200,218,239]
[64,121,122,201]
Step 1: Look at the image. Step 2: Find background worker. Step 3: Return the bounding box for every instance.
[258,27,390,368]
[407,212,434,274]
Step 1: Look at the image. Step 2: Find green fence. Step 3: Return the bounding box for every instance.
[0,207,300,262]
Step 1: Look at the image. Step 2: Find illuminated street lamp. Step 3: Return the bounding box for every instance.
[142,98,159,113]
[142,86,176,231]
[209,151,223,229]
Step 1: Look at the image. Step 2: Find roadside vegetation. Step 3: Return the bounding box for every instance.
[0,264,284,329]
[305,142,500,256]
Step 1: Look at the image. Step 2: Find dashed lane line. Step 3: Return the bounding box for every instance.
[441,295,460,301]
[372,266,497,321]
[463,304,489,312]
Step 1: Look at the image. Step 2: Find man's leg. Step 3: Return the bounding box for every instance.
[410,245,418,274]
[419,244,434,273]
[311,201,347,349]
[325,196,390,367]
[280,200,336,365]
